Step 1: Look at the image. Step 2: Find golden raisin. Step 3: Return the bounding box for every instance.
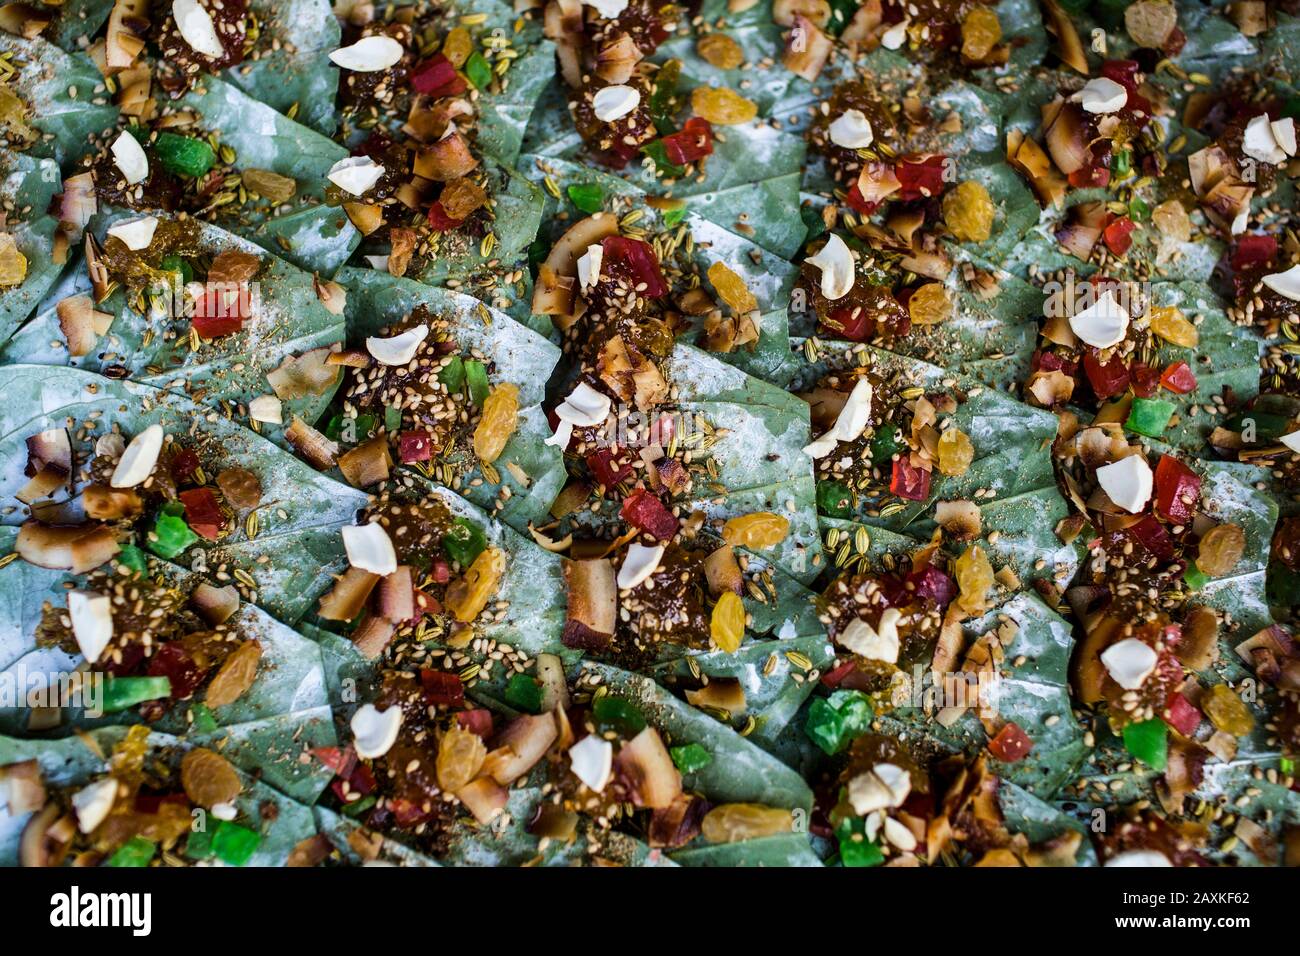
[722,512,790,549]
[0,233,27,287]
[436,725,487,791]
[937,427,975,476]
[473,383,520,464]
[216,467,262,510]
[710,591,746,653]
[954,545,995,615]
[707,261,757,314]
[242,168,297,204]
[180,748,243,807]
[701,803,794,843]
[447,547,506,622]
[941,180,994,242]
[960,7,1002,60]
[441,27,473,68]
[1196,523,1245,577]
[691,86,757,125]
[1203,684,1254,737]
[207,250,261,285]
[205,640,263,708]
[696,33,744,69]
[907,282,952,326]
[1148,306,1199,348]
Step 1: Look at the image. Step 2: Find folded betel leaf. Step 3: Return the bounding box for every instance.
[996,778,1098,866]
[324,0,551,285]
[0,365,369,623]
[2,214,348,431]
[0,154,67,342]
[330,265,566,532]
[0,33,120,167]
[0,725,321,866]
[0,535,336,788]
[523,166,804,385]
[44,0,342,138]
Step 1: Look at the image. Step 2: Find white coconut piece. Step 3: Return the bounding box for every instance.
[110,424,164,488]
[1271,117,1297,156]
[592,85,640,122]
[1242,114,1286,165]
[803,378,873,458]
[172,0,225,58]
[327,156,385,196]
[568,734,614,792]
[72,778,118,833]
[1100,637,1158,690]
[111,130,149,186]
[106,215,159,252]
[1068,288,1129,348]
[68,590,113,665]
[829,109,874,149]
[805,233,855,301]
[836,607,901,663]
[1280,429,1300,453]
[351,704,402,759]
[248,394,283,425]
[554,382,612,428]
[1104,849,1173,866]
[366,325,428,366]
[584,0,629,17]
[848,762,911,815]
[1095,454,1153,514]
[577,243,604,291]
[329,35,405,72]
[211,802,238,822]
[880,20,908,49]
[342,522,398,576]
[1262,264,1300,302]
[617,542,665,589]
[1072,77,1128,114]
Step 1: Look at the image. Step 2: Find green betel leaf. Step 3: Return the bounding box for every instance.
[2,215,347,434]
[0,154,66,343]
[0,34,119,166]
[334,266,567,531]
[878,592,1089,800]
[0,727,323,866]
[997,779,1098,866]
[0,365,369,623]
[174,75,359,274]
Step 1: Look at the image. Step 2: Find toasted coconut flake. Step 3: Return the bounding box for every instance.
[190,582,240,626]
[935,499,981,540]
[337,435,392,488]
[318,566,381,621]
[284,416,339,470]
[566,557,618,635]
[267,348,341,400]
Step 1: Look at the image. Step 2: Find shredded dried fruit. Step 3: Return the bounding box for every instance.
[0,233,27,287]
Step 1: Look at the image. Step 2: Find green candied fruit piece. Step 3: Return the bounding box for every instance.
[149,502,199,559]
[592,695,646,737]
[438,355,466,393]
[115,542,148,575]
[669,743,712,774]
[341,795,376,817]
[817,480,853,518]
[870,425,903,465]
[661,204,688,227]
[804,697,847,756]
[107,836,156,867]
[465,52,492,90]
[211,820,262,867]
[567,183,605,214]
[828,689,874,736]
[101,676,172,714]
[154,132,217,178]
[464,359,490,406]
[189,702,219,732]
[1125,397,1175,438]
[504,673,543,714]
[443,518,486,567]
[185,826,215,860]
[835,817,884,867]
[639,140,684,178]
[1183,560,1209,592]
[1122,718,1167,771]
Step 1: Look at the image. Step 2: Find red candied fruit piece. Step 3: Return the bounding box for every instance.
[1163,692,1202,736]
[822,304,873,341]
[170,448,201,481]
[1103,216,1136,256]
[420,668,465,707]
[398,430,433,463]
[620,487,678,540]
[1101,59,1140,90]
[427,200,465,232]
[1129,362,1162,399]
[909,564,956,606]
[1154,455,1200,525]
[894,154,948,201]
[312,746,357,778]
[587,447,633,488]
[146,642,206,700]
[889,458,931,502]
[410,54,466,98]
[844,182,880,216]
[1159,360,1197,394]
[1230,234,1277,272]
[456,708,494,739]
[988,721,1033,762]
[1083,351,1130,399]
[1126,515,1173,561]
[191,285,252,338]
[820,658,857,688]
[601,235,669,298]
[661,117,713,165]
[178,486,224,540]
